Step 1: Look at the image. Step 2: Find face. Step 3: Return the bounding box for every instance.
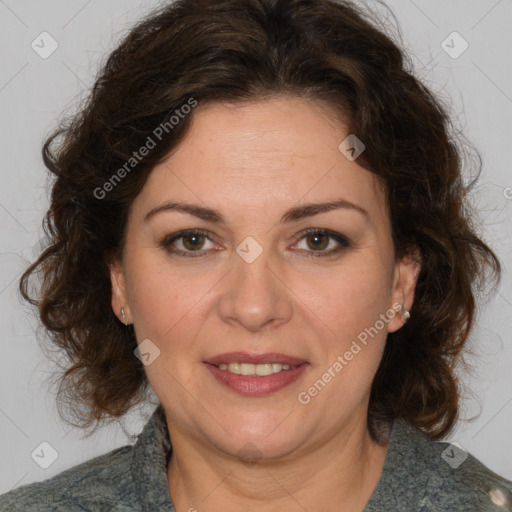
[110,96,419,461]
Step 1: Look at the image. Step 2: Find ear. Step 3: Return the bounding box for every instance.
[107,254,133,325]
[387,247,421,333]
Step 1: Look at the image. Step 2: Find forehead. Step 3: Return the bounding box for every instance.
[131,96,388,225]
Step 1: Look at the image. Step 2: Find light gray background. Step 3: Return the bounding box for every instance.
[1,0,511,494]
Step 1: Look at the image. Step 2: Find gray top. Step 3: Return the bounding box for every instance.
[1,404,511,511]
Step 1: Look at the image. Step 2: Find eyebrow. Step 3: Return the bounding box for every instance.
[144,199,368,224]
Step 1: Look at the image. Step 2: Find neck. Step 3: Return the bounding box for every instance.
[166,416,389,512]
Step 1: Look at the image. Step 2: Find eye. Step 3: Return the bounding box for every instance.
[160,228,350,259]
[293,228,350,258]
[161,229,218,258]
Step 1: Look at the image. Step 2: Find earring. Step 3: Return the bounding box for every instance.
[401,305,411,323]
[120,307,128,326]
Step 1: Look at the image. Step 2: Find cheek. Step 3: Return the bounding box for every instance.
[125,255,215,348]
[303,254,392,389]
[125,263,207,394]
[312,255,392,330]
[123,253,177,333]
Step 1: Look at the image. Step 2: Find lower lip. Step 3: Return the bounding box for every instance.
[204,363,310,396]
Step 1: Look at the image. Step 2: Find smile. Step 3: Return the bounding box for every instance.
[204,361,309,396]
[216,362,297,376]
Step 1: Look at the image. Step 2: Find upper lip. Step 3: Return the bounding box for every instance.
[204,352,308,366]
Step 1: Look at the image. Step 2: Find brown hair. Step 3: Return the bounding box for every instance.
[20,0,500,440]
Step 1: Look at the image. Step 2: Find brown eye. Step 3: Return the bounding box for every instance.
[161,228,350,259]
[161,229,216,258]
[294,229,350,258]
[181,233,206,251]
[304,232,330,251]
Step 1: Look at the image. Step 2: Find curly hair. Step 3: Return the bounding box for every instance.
[20,0,501,440]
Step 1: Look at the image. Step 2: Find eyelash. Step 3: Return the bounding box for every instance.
[160,228,350,259]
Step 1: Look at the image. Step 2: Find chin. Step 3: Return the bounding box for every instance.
[203,415,307,461]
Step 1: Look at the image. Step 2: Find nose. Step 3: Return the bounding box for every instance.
[217,243,293,333]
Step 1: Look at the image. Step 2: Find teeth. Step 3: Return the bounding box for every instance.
[217,362,296,375]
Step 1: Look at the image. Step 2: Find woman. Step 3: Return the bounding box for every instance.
[1,0,511,510]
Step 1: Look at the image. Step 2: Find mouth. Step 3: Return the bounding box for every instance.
[203,352,310,396]
[204,352,307,374]
[213,362,301,376]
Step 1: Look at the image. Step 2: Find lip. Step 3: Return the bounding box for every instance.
[204,362,310,396]
[204,352,308,366]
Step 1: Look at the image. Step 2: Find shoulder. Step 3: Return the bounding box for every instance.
[385,420,512,511]
[0,404,174,512]
[0,444,137,511]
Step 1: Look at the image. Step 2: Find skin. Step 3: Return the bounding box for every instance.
[109,95,421,512]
